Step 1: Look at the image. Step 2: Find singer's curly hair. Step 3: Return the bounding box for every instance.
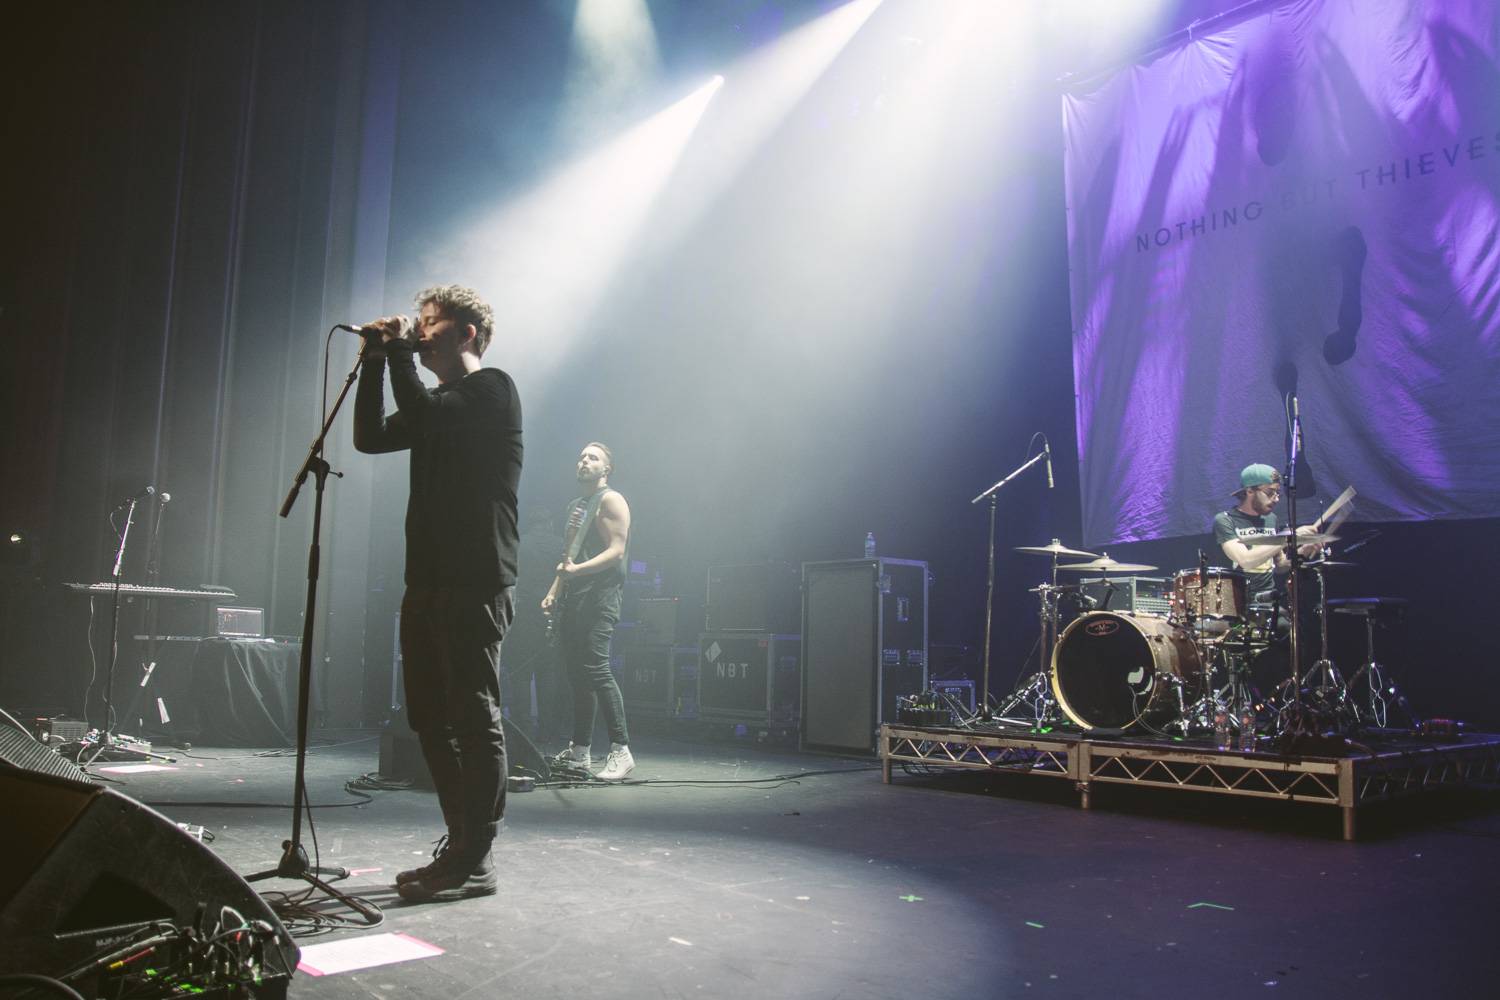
[415,284,496,355]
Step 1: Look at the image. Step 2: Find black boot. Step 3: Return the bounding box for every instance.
[396,822,497,903]
[394,830,462,886]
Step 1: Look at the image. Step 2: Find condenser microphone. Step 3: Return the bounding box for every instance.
[1044,443,1055,490]
[112,486,155,510]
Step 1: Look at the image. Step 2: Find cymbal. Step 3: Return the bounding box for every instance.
[1305,559,1358,569]
[1057,555,1159,573]
[1014,539,1098,559]
[1238,531,1340,548]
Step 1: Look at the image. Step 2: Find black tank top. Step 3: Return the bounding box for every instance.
[564,488,628,595]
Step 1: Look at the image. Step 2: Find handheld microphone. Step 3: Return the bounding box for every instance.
[1043,443,1055,490]
[338,316,413,339]
[112,486,155,510]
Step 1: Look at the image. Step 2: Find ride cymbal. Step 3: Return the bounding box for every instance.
[1057,554,1158,573]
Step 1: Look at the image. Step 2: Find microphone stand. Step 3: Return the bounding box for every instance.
[1281,396,1311,737]
[81,499,175,766]
[244,340,380,925]
[114,497,180,749]
[971,448,1049,719]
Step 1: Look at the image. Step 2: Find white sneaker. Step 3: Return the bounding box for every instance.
[552,743,591,769]
[596,744,636,782]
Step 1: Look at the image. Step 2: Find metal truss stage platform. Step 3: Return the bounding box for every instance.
[880,722,1500,840]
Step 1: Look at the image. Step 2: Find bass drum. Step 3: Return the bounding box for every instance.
[1051,611,1203,731]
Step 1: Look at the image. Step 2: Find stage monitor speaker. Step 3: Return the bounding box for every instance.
[801,558,928,753]
[0,753,299,992]
[0,723,92,783]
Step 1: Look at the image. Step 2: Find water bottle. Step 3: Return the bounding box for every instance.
[1213,707,1231,750]
[864,532,877,559]
[1238,709,1256,752]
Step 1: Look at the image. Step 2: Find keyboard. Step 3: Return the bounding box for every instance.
[63,582,238,602]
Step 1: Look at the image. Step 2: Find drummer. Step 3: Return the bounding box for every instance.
[1213,464,1322,605]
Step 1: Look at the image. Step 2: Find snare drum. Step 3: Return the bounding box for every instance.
[1171,567,1248,630]
[1051,612,1204,731]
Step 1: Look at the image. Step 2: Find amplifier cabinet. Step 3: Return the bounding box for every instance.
[801,558,928,752]
[616,643,697,718]
[706,563,800,632]
[697,632,801,727]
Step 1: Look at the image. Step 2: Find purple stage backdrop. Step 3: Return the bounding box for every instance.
[1063,0,1500,545]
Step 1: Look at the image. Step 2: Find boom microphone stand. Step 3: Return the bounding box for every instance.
[1280,395,1312,737]
[82,490,175,766]
[244,335,380,925]
[970,440,1052,718]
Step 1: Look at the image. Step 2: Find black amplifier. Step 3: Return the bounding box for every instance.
[616,643,697,718]
[706,563,800,632]
[1079,576,1171,616]
[697,632,801,727]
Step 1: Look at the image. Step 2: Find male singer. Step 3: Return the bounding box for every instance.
[353,285,522,903]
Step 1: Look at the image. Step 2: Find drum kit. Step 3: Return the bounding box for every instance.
[992,537,1413,746]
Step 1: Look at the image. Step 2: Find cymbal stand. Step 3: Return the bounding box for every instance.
[1300,562,1347,718]
[970,448,1049,719]
[993,573,1063,725]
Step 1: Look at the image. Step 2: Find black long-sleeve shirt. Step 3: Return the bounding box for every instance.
[353,341,522,589]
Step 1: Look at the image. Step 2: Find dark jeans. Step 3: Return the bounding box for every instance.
[401,585,514,854]
[559,582,629,747]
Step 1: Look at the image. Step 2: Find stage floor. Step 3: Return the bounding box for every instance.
[74,725,1500,999]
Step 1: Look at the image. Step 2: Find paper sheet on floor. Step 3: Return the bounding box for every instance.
[297,932,444,976]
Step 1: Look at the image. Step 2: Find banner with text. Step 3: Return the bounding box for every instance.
[1063,0,1500,544]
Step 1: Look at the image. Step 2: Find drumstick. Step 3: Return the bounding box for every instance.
[1311,485,1356,533]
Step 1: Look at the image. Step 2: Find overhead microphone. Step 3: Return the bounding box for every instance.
[112,486,155,510]
[1043,443,1055,490]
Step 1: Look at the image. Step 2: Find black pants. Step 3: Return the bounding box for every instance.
[559,583,629,747]
[401,585,514,853]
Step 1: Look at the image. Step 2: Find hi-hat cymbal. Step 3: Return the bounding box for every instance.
[1305,559,1358,569]
[1237,531,1340,548]
[1058,554,1159,573]
[1014,539,1098,559]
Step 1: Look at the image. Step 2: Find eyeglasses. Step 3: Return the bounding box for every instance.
[1256,486,1282,497]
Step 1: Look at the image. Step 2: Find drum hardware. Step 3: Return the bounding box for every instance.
[1299,560,1348,717]
[1330,598,1417,730]
[992,537,1100,726]
[994,578,1073,726]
